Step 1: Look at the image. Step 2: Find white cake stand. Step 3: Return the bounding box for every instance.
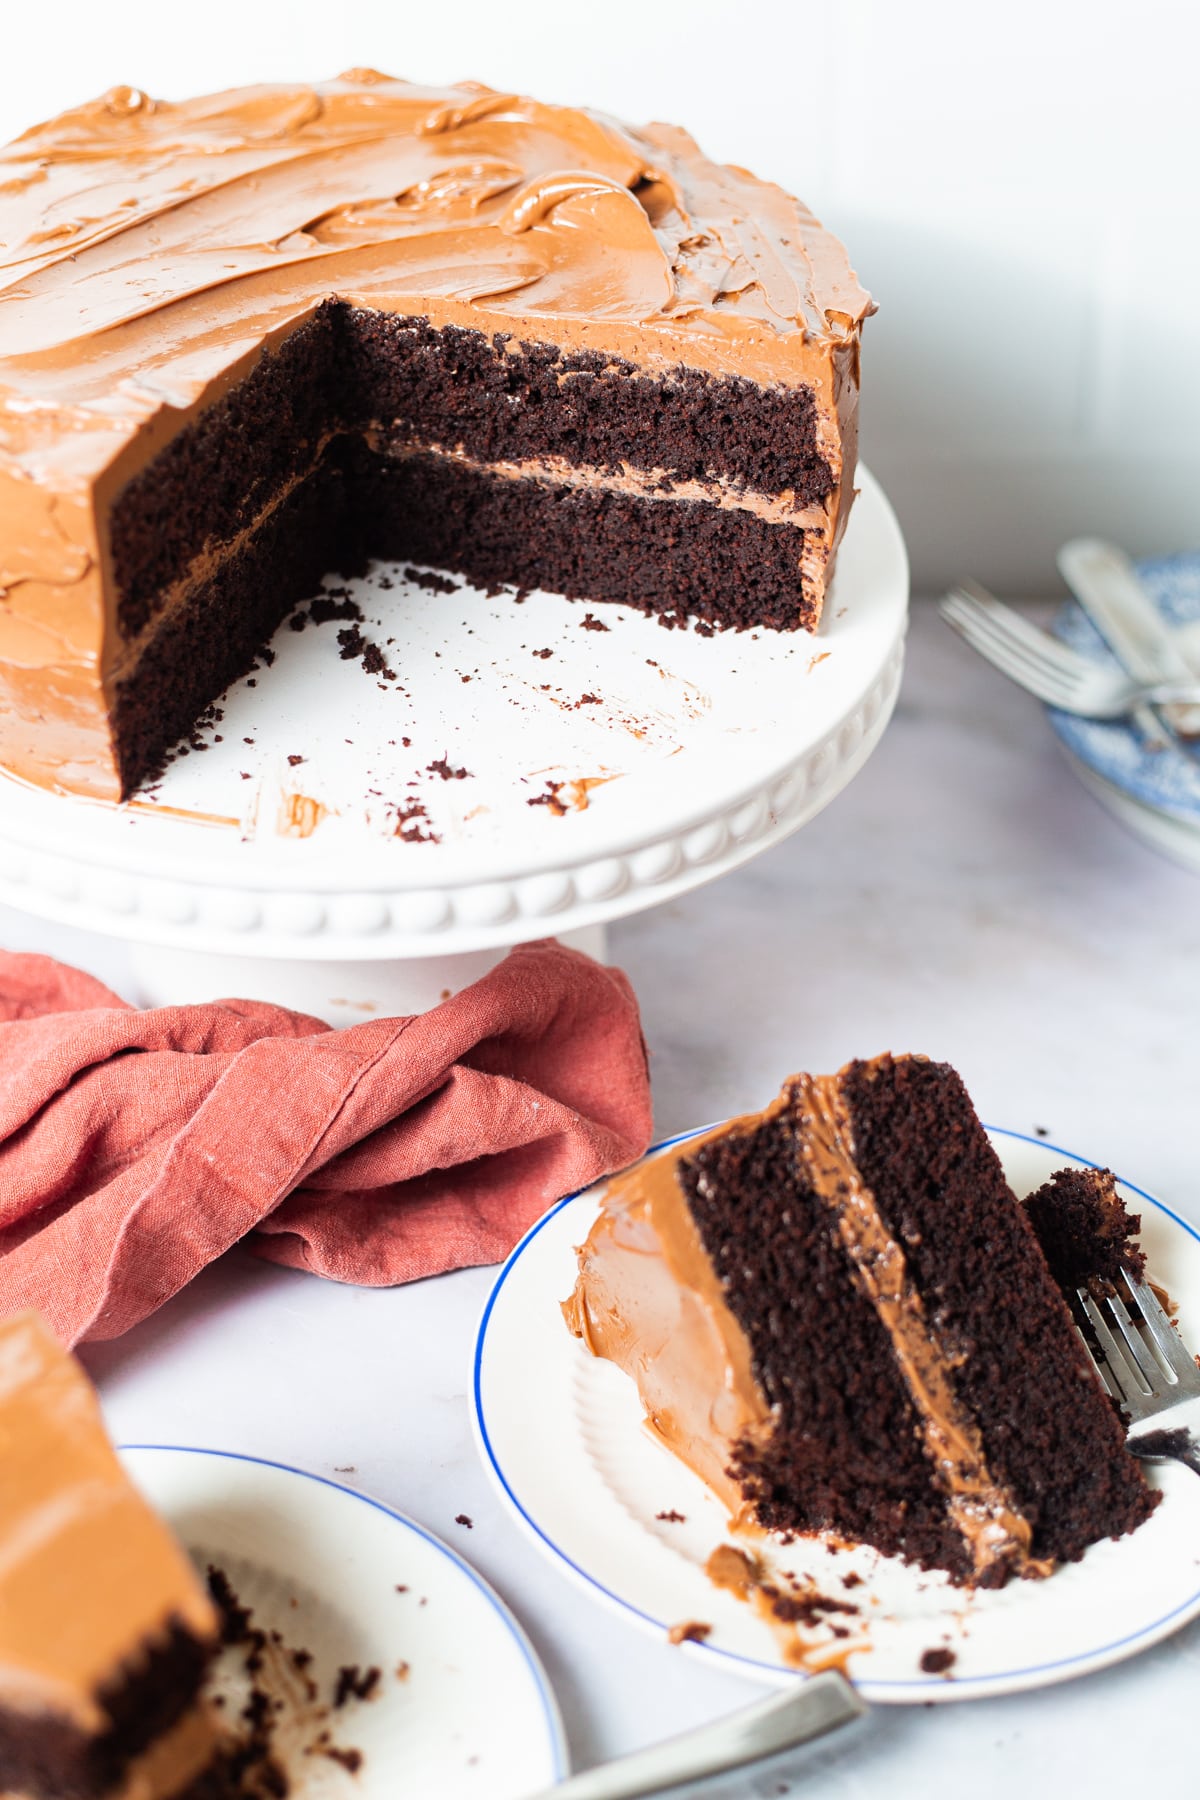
[0,468,907,1021]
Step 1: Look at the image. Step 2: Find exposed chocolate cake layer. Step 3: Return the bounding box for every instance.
[111,307,343,640]
[352,449,817,632]
[1025,1166,1147,1292]
[112,458,356,795]
[110,441,814,793]
[109,305,829,643]
[840,1056,1158,1565]
[346,312,832,499]
[0,1618,212,1800]
[677,1107,975,1581]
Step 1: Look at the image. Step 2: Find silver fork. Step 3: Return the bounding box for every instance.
[939,581,1200,719]
[1073,1272,1200,1475]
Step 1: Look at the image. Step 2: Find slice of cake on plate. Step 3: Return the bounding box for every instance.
[0,1312,219,1800]
[564,1053,1157,1588]
[0,72,874,801]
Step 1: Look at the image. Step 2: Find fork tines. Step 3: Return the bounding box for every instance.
[1072,1274,1200,1421]
[939,583,1088,709]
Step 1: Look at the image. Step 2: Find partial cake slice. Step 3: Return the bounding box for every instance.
[564,1054,1158,1588]
[1025,1165,1146,1292]
[0,1312,219,1800]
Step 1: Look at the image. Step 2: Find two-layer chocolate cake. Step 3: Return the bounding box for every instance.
[0,72,873,801]
[565,1054,1157,1588]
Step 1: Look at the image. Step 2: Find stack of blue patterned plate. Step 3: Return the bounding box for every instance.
[1048,553,1200,871]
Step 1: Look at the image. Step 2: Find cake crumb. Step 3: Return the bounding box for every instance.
[394,1660,411,1681]
[333,1664,381,1708]
[532,647,553,659]
[389,799,439,844]
[919,1647,956,1675]
[655,1510,686,1523]
[428,757,471,781]
[579,613,610,632]
[454,1513,473,1528]
[404,566,460,595]
[321,1747,363,1774]
[667,1620,712,1645]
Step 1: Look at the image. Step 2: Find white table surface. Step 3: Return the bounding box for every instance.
[4,598,1199,1796]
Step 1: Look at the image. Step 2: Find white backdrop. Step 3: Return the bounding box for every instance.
[4,0,1197,595]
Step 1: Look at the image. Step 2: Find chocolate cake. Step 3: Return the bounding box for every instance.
[0,1312,220,1800]
[1025,1165,1146,1292]
[564,1054,1158,1588]
[0,73,873,801]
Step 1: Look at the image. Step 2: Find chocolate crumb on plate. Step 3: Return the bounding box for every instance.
[667,1620,712,1645]
[333,1664,382,1708]
[404,566,460,595]
[454,1513,473,1528]
[321,1747,363,1774]
[655,1510,686,1523]
[919,1647,957,1675]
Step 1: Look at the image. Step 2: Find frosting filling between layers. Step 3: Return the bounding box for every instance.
[796,1074,1035,1581]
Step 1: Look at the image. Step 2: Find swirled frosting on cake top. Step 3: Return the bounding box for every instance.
[0,72,872,476]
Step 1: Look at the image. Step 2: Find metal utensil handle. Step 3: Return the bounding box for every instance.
[1058,538,1200,741]
[532,1671,865,1800]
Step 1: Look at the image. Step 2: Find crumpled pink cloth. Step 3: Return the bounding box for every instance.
[0,940,651,1346]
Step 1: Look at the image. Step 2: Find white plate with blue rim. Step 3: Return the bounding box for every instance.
[1047,550,1200,830]
[120,1446,566,1796]
[472,1125,1200,1703]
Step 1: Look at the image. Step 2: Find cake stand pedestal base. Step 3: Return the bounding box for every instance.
[127,925,608,1024]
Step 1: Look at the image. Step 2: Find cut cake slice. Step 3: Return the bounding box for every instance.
[565,1053,1158,1587]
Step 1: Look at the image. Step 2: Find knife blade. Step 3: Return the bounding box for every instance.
[1058,538,1200,746]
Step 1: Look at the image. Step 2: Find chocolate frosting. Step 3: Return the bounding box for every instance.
[0,72,872,798]
[563,1116,776,1512]
[0,1312,215,1731]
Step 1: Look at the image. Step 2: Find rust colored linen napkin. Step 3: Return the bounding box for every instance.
[0,939,652,1346]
